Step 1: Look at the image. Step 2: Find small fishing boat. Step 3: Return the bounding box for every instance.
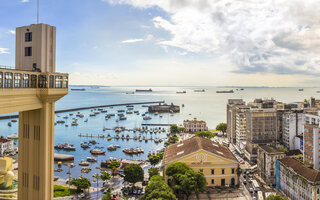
[120,116,127,120]
[79,160,90,166]
[143,116,152,120]
[81,142,90,148]
[115,134,120,139]
[11,119,17,122]
[107,137,112,141]
[84,118,88,122]
[71,122,78,126]
[7,134,18,139]
[86,157,97,162]
[81,167,91,173]
[90,149,105,155]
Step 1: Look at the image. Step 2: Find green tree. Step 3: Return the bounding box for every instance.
[148,167,159,178]
[141,175,176,200]
[108,161,121,177]
[166,162,206,200]
[170,125,179,134]
[279,146,289,153]
[124,164,144,185]
[70,177,91,192]
[174,170,207,200]
[100,171,111,182]
[166,162,191,177]
[216,123,227,135]
[169,135,179,144]
[102,192,112,200]
[149,155,160,166]
[195,131,215,139]
[265,195,285,200]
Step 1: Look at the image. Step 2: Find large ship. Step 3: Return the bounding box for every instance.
[216,89,234,93]
[136,88,152,92]
[194,89,205,92]
[71,88,85,91]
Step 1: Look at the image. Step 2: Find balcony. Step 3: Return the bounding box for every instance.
[0,67,68,89]
[0,68,68,114]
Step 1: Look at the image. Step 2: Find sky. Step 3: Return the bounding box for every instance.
[0,0,320,87]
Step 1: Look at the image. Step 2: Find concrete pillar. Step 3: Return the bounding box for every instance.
[18,102,55,200]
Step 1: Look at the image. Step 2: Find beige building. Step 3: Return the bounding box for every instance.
[227,99,245,145]
[257,145,285,185]
[183,119,208,133]
[235,105,249,151]
[163,137,239,187]
[0,23,68,200]
[245,108,278,162]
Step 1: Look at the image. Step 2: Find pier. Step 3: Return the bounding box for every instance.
[0,100,165,120]
[141,123,176,126]
[78,133,165,141]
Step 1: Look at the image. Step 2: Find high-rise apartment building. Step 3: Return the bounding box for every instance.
[282,111,305,151]
[227,99,245,145]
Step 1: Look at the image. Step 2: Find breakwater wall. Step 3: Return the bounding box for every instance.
[0,100,165,120]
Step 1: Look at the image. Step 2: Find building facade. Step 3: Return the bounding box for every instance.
[282,111,305,151]
[183,119,208,133]
[0,139,14,156]
[276,157,320,200]
[235,106,249,152]
[245,109,278,162]
[227,99,245,145]
[257,145,286,185]
[163,137,239,187]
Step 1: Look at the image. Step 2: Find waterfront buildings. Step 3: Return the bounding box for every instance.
[276,157,320,200]
[245,108,278,162]
[183,118,208,133]
[0,23,68,199]
[282,111,305,151]
[257,145,286,185]
[163,136,239,187]
[235,105,250,152]
[0,138,14,156]
[227,99,245,145]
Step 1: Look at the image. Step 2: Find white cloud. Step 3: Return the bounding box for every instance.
[121,34,154,44]
[105,0,320,76]
[0,48,9,54]
[8,30,15,35]
[121,38,144,43]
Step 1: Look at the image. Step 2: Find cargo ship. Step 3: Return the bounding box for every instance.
[216,89,234,93]
[71,88,86,91]
[136,88,152,92]
[194,89,205,92]
[176,91,186,94]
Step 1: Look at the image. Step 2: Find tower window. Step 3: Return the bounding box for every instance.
[25,47,32,56]
[25,32,32,42]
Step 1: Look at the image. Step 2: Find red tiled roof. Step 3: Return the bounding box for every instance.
[163,136,237,163]
[279,157,320,182]
[0,138,11,143]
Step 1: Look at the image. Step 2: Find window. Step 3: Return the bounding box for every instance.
[211,169,215,175]
[14,73,21,88]
[38,75,47,88]
[25,32,32,42]
[30,75,37,88]
[49,75,54,88]
[222,169,225,174]
[4,72,13,88]
[23,74,29,88]
[221,179,225,186]
[211,179,214,185]
[63,76,68,88]
[55,76,62,88]
[25,47,32,56]
[232,168,235,174]
[0,72,2,88]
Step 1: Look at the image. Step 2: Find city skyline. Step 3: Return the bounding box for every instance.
[1,0,320,86]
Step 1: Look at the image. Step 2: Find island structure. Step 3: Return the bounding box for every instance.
[148,103,180,113]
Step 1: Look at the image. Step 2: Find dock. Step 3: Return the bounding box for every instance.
[141,123,175,126]
[78,133,165,141]
[0,100,165,120]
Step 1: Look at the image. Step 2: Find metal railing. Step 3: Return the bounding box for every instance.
[0,68,68,89]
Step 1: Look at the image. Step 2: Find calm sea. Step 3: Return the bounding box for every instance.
[0,86,319,181]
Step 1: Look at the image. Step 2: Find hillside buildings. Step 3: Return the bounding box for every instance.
[276,157,320,200]
[282,111,305,151]
[183,119,208,133]
[257,145,286,186]
[163,136,239,187]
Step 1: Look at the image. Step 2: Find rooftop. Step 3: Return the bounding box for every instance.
[163,136,237,163]
[258,145,285,154]
[0,138,11,143]
[279,157,320,183]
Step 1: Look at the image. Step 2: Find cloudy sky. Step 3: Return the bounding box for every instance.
[0,0,319,86]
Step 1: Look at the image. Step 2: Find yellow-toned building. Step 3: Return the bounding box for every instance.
[163,136,239,187]
[183,118,208,133]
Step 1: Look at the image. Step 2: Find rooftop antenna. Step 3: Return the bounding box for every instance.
[37,0,39,24]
